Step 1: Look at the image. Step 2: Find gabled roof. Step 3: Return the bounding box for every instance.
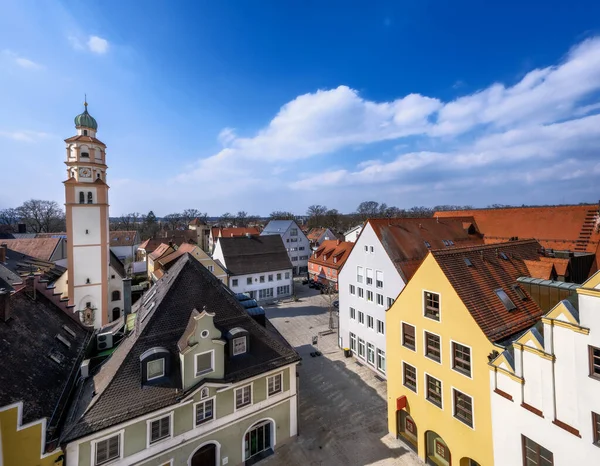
[211,227,261,239]
[432,240,546,343]
[0,238,62,262]
[309,240,354,271]
[0,247,66,289]
[217,235,292,275]
[109,230,139,247]
[62,254,299,441]
[109,250,126,278]
[307,228,331,242]
[367,217,484,282]
[523,260,555,280]
[0,289,90,426]
[261,220,302,236]
[157,243,197,269]
[148,243,173,261]
[138,238,163,254]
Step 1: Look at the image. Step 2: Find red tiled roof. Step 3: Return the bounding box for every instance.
[158,243,197,268]
[309,240,354,271]
[432,240,546,343]
[211,227,260,239]
[138,238,163,254]
[110,230,139,247]
[148,243,173,261]
[0,238,61,262]
[523,260,555,280]
[368,217,485,282]
[539,256,569,276]
[64,135,106,146]
[307,228,327,242]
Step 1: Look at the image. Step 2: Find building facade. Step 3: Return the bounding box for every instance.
[306,227,336,248]
[209,227,261,253]
[261,220,310,276]
[308,240,354,291]
[344,225,363,243]
[489,270,600,465]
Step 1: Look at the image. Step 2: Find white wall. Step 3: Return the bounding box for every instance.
[110,244,140,262]
[109,265,124,321]
[338,222,405,377]
[261,223,309,275]
[344,226,362,243]
[72,206,101,245]
[228,269,293,302]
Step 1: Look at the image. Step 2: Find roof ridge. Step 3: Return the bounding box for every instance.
[432,239,539,255]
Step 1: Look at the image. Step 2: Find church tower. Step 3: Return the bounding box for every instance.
[64,100,110,328]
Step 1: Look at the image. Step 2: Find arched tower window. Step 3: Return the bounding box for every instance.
[79,192,85,204]
[87,192,93,204]
[112,290,121,301]
[84,129,88,136]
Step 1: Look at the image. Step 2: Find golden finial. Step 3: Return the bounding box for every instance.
[84,93,88,108]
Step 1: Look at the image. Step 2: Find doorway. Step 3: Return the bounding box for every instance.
[190,443,216,466]
[244,420,273,462]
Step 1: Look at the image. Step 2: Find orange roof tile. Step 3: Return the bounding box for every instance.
[0,238,61,262]
[432,240,546,343]
[523,260,555,280]
[158,243,197,268]
[148,243,173,261]
[109,230,139,247]
[309,240,354,271]
[539,256,570,277]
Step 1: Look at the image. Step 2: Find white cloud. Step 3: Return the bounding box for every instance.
[0,130,50,142]
[87,35,109,54]
[1,50,43,69]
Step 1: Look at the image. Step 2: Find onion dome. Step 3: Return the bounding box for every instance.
[74,100,98,130]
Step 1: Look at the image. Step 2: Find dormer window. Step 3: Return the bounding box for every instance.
[227,327,250,357]
[233,336,247,355]
[195,351,214,377]
[147,359,164,380]
[140,347,170,383]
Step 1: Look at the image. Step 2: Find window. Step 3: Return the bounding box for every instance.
[453,389,473,427]
[364,245,368,252]
[277,285,290,295]
[285,272,290,279]
[522,436,554,466]
[277,273,282,280]
[425,332,441,362]
[290,228,298,236]
[426,375,442,407]
[149,415,171,444]
[367,315,374,329]
[366,290,373,302]
[299,255,309,260]
[232,279,238,287]
[377,349,386,373]
[267,373,282,396]
[268,274,274,282]
[350,332,356,351]
[358,287,364,298]
[402,323,415,350]
[358,311,364,324]
[358,338,365,359]
[195,399,214,426]
[367,343,375,366]
[291,256,298,261]
[95,434,120,465]
[87,192,93,204]
[81,151,89,157]
[147,359,164,380]
[195,351,213,376]
[452,342,471,377]
[357,266,364,283]
[377,320,385,334]
[350,307,356,320]
[376,270,383,288]
[403,363,417,392]
[370,246,374,253]
[424,291,440,321]
[233,337,247,355]
[259,288,274,299]
[207,265,214,272]
[247,277,252,285]
[299,246,305,251]
[387,297,394,309]
[589,346,600,379]
[350,284,356,295]
[260,275,265,283]
[79,192,85,204]
[592,412,600,446]
[376,293,383,306]
[495,288,516,311]
[235,385,252,409]
[424,241,431,248]
[366,268,373,285]
[111,290,120,301]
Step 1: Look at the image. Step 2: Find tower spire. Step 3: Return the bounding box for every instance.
[84,94,88,110]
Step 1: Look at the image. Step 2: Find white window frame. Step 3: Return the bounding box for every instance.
[194,350,215,377]
[358,287,364,299]
[358,311,365,325]
[376,270,383,288]
[451,387,475,430]
[423,289,442,322]
[424,372,443,409]
[232,278,238,287]
[147,358,165,381]
[377,319,385,335]
[423,329,443,365]
[366,290,373,302]
[376,348,386,374]
[367,315,374,329]
[366,342,375,366]
[91,430,124,466]
[350,284,356,295]
[387,297,394,309]
[357,266,364,283]
[358,338,366,359]
[370,246,374,253]
[350,307,356,320]
[366,268,373,285]
[146,412,173,448]
[450,339,473,380]
[234,383,253,411]
[267,372,283,397]
[376,293,384,306]
[401,321,417,352]
[193,396,216,427]
[349,332,356,352]
[233,336,247,356]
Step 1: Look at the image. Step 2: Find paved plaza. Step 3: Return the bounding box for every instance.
[261,282,423,466]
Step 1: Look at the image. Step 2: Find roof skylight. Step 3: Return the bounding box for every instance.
[424,241,431,248]
[495,288,516,311]
[464,258,473,267]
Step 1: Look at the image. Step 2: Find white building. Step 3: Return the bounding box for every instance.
[261,220,310,276]
[344,225,363,243]
[489,271,600,465]
[338,217,484,377]
[213,235,293,303]
[109,230,141,263]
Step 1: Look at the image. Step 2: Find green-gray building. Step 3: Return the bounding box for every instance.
[61,253,300,466]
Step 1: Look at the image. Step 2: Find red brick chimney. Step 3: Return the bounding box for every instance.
[0,289,10,322]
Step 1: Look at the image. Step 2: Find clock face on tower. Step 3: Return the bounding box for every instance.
[79,167,92,178]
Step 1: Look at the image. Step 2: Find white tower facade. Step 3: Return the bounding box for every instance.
[64,101,110,328]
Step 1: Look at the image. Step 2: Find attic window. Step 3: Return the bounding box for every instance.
[233,336,247,355]
[424,241,431,248]
[442,240,449,246]
[62,325,76,338]
[56,334,72,348]
[512,284,528,301]
[464,258,473,267]
[499,252,509,260]
[147,359,164,380]
[495,288,516,311]
[448,240,454,246]
[49,351,64,364]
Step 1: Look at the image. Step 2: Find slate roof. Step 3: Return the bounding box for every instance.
[0,238,61,262]
[432,240,546,343]
[309,240,354,271]
[368,217,484,282]
[155,230,198,246]
[62,254,299,442]
[217,235,292,275]
[261,220,300,235]
[0,247,66,292]
[0,290,90,427]
[109,230,139,247]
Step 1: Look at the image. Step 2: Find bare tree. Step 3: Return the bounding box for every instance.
[306,205,328,227]
[219,212,233,226]
[140,211,159,239]
[269,211,296,220]
[111,212,141,231]
[163,212,183,230]
[356,201,381,221]
[235,211,248,227]
[182,209,208,225]
[0,208,19,231]
[16,199,65,233]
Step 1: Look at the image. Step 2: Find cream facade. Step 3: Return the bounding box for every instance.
[489,271,600,465]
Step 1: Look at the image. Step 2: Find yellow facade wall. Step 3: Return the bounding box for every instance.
[0,403,63,466]
[386,254,497,466]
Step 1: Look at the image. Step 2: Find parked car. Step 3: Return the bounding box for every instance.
[333,300,339,309]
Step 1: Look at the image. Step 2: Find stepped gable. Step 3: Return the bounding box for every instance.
[432,240,546,343]
[62,253,299,442]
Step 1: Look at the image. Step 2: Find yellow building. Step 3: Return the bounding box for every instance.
[156,242,229,285]
[387,240,552,466]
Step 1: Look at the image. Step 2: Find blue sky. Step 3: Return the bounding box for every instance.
[1,0,600,216]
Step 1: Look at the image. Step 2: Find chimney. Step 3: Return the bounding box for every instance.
[0,243,6,263]
[122,278,132,326]
[26,274,37,300]
[0,289,10,322]
[168,240,174,248]
[336,239,340,245]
